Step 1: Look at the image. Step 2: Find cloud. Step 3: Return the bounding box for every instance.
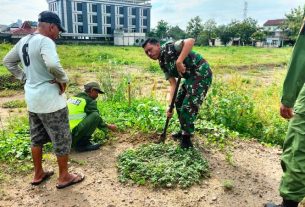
[0,0,48,24]
[0,0,303,29]
[151,0,304,29]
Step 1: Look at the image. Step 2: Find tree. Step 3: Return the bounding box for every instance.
[239,18,259,45]
[196,32,210,46]
[168,25,186,40]
[203,19,217,40]
[155,20,170,39]
[251,30,266,45]
[147,28,157,38]
[216,25,232,46]
[281,5,305,42]
[225,18,258,45]
[186,16,203,40]
[196,19,218,46]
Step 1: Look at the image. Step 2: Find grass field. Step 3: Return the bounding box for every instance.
[0,43,293,164]
[0,44,292,72]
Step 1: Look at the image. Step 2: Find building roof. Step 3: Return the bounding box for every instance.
[11,21,36,35]
[263,19,286,26]
[9,23,20,28]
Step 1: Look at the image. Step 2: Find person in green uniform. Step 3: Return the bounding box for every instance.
[142,38,212,148]
[67,82,116,152]
[265,19,305,207]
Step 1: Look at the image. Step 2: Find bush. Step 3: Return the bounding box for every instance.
[0,126,31,161]
[201,81,287,145]
[2,100,26,108]
[0,118,52,163]
[0,74,23,90]
[146,62,160,73]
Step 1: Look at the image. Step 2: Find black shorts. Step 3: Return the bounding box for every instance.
[28,107,72,156]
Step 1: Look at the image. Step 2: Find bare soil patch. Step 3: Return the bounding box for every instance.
[0,133,283,207]
[0,92,26,124]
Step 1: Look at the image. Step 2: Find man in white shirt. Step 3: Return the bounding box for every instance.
[3,11,84,189]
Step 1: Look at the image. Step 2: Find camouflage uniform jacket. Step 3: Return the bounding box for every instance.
[158,39,207,80]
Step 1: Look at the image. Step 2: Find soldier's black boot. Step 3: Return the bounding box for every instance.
[171,131,182,141]
[180,135,193,149]
[264,199,299,207]
[75,136,102,152]
[77,143,101,152]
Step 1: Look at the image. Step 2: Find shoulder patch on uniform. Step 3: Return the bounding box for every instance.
[67,98,82,105]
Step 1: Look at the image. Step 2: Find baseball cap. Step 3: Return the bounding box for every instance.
[84,82,104,94]
[38,11,66,32]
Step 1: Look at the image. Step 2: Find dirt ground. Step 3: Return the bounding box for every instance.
[0,131,285,207]
[0,72,291,207]
[0,92,26,125]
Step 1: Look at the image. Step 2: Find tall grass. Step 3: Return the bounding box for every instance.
[0,43,293,149]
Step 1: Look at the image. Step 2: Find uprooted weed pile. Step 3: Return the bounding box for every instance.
[117,142,209,188]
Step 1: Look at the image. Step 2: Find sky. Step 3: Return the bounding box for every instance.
[0,0,304,28]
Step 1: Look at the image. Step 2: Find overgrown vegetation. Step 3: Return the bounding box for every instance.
[0,89,18,97]
[201,77,287,145]
[0,74,23,90]
[0,116,52,164]
[117,143,209,188]
[2,100,26,108]
[0,44,292,167]
[0,126,31,161]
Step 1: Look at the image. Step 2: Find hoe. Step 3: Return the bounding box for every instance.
[157,77,181,143]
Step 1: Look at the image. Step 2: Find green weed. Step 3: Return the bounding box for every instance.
[0,74,23,90]
[202,80,287,146]
[2,100,26,108]
[0,89,18,97]
[117,143,209,188]
[223,179,234,190]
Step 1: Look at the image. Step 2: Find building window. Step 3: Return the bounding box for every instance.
[119,7,124,15]
[90,26,98,34]
[120,17,124,25]
[92,15,97,23]
[128,18,136,26]
[143,9,148,17]
[106,16,111,24]
[143,28,147,33]
[50,2,57,12]
[93,26,98,34]
[132,8,136,15]
[92,4,97,12]
[77,14,83,22]
[78,25,83,33]
[106,5,111,14]
[107,27,112,34]
[77,3,82,12]
[143,19,147,26]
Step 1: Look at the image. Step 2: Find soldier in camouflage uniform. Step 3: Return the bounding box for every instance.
[142,38,212,148]
[265,19,305,207]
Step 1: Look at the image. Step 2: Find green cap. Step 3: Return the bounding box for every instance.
[84,82,104,94]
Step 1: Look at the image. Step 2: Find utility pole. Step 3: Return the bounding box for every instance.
[243,1,248,20]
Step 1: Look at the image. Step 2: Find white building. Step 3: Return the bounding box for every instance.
[263,19,286,47]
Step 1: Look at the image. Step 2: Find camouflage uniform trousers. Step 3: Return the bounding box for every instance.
[175,64,212,135]
[29,107,72,156]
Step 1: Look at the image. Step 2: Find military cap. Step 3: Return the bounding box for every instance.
[84,82,104,94]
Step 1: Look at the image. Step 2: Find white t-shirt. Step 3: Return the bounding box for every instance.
[3,33,69,113]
